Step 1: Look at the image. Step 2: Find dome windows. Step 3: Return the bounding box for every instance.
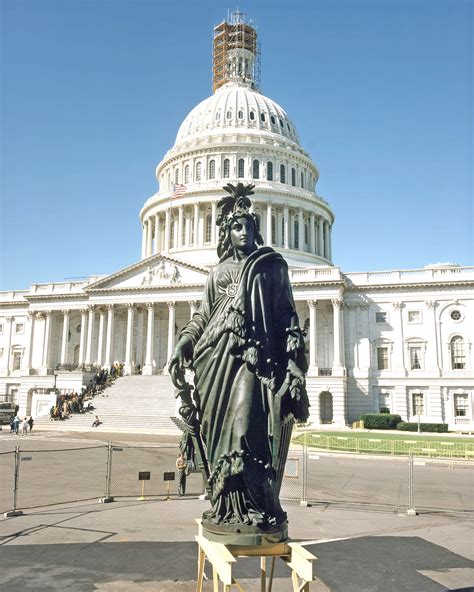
[175,169,180,184]
[238,110,244,120]
[280,164,286,183]
[279,118,284,127]
[252,159,260,179]
[195,162,202,182]
[223,158,230,178]
[215,110,221,121]
[291,167,296,187]
[267,161,273,181]
[238,158,245,178]
[300,171,304,189]
[226,110,232,119]
[249,111,255,121]
[260,113,266,123]
[184,165,190,184]
[270,115,276,125]
[208,159,216,180]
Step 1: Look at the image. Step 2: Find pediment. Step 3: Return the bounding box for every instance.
[85,255,209,291]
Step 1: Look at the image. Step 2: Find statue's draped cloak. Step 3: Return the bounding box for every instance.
[180,247,307,527]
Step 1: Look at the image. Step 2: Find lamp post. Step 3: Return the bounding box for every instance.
[53,369,58,395]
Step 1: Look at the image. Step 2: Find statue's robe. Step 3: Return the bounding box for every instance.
[181,247,308,527]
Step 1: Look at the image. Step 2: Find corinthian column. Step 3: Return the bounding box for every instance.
[332,298,344,370]
[308,300,318,369]
[78,309,88,365]
[211,201,217,244]
[165,209,171,253]
[318,217,324,256]
[163,301,176,375]
[85,306,96,364]
[283,206,289,249]
[96,308,106,366]
[143,303,155,375]
[194,203,200,246]
[266,203,273,245]
[298,208,304,250]
[60,310,70,365]
[22,312,35,373]
[104,304,115,367]
[124,304,135,375]
[41,311,52,371]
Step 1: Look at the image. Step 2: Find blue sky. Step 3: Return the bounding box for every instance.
[1,0,472,290]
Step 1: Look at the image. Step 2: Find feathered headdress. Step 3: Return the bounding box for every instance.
[215,182,263,260]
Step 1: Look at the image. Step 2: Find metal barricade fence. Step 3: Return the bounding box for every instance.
[15,445,108,510]
[280,441,304,502]
[107,444,204,499]
[0,450,15,514]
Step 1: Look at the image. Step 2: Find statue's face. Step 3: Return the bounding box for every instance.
[230,216,256,254]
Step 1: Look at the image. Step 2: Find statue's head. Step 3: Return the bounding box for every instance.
[216,183,263,260]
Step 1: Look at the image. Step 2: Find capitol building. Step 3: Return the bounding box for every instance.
[1,13,473,430]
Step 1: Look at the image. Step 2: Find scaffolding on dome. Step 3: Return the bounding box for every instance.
[212,10,261,93]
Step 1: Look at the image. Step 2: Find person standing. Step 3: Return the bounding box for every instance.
[21,417,29,436]
[176,451,187,496]
[13,416,20,435]
[27,416,34,432]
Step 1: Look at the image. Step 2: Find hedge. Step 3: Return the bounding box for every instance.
[396,422,449,433]
[360,413,402,430]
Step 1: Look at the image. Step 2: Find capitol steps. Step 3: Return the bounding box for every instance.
[33,375,181,434]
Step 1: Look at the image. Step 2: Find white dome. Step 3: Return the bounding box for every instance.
[174,81,301,147]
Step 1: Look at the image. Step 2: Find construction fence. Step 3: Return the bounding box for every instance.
[1,441,473,517]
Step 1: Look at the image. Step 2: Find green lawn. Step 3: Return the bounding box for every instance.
[293,430,474,459]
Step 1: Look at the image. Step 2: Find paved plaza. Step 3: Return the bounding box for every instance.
[0,430,473,591]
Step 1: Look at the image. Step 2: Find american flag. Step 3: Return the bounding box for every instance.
[171,184,186,199]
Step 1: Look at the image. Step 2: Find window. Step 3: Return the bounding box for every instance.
[170,219,175,247]
[408,310,421,324]
[226,110,232,119]
[280,164,286,184]
[294,219,299,249]
[271,215,276,244]
[450,309,462,321]
[377,347,389,370]
[291,167,296,187]
[267,161,273,181]
[379,391,391,413]
[451,336,466,369]
[195,162,202,181]
[237,109,244,120]
[184,165,190,184]
[174,168,180,184]
[454,393,469,417]
[260,113,266,122]
[14,323,24,334]
[208,160,215,179]
[223,158,230,178]
[205,213,212,244]
[181,216,186,245]
[300,171,304,189]
[249,111,255,121]
[376,311,387,323]
[304,220,309,245]
[252,159,259,179]
[409,346,422,370]
[0,323,3,334]
[215,110,221,121]
[412,392,424,416]
[238,158,245,178]
[12,351,22,371]
[189,218,194,246]
[270,115,276,125]
[0,348,3,357]
[279,118,283,127]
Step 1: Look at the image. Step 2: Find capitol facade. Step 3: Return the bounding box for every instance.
[1,14,473,430]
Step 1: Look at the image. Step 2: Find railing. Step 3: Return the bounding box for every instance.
[55,363,102,373]
[318,368,332,376]
[345,266,474,286]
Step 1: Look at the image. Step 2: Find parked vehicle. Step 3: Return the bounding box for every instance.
[0,402,18,425]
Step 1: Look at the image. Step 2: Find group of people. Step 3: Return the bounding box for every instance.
[50,390,93,420]
[10,416,33,435]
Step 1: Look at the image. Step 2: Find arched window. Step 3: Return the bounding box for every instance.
[451,336,466,369]
[294,219,299,249]
[238,158,245,178]
[270,115,276,125]
[280,164,286,184]
[195,162,202,181]
[175,169,180,184]
[226,110,232,119]
[260,112,266,122]
[223,158,230,178]
[184,165,190,184]
[208,160,215,179]
[238,110,244,120]
[252,159,259,179]
[205,213,212,244]
[300,171,304,189]
[271,215,276,244]
[267,161,273,181]
[291,168,296,187]
[215,110,221,121]
[249,111,255,121]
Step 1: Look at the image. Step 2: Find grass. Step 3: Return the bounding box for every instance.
[293,430,474,459]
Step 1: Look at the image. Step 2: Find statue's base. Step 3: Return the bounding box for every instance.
[201,517,288,546]
[195,519,317,591]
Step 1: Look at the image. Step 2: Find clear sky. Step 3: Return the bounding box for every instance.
[1,0,472,290]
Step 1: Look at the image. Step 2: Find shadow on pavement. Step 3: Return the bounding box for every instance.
[0,536,473,591]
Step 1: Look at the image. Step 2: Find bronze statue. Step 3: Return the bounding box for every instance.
[169,183,309,544]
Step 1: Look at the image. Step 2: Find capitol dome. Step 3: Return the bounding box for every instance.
[175,81,300,148]
[139,17,335,269]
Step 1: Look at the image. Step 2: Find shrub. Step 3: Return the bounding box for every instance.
[360,413,402,430]
[396,422,449,433]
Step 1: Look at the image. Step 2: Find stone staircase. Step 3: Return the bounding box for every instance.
[34,375,180,433]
